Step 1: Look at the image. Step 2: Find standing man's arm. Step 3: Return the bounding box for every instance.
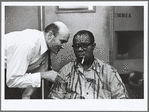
[6,43,41,88]
[7,42,59,89]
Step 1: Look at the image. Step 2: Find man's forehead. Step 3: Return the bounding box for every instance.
[74,35,91,43]
[61,33,70,41]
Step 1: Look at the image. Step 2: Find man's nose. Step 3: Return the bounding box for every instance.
[78,46,83,51]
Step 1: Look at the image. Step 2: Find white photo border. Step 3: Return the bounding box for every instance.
[1,1,148,111]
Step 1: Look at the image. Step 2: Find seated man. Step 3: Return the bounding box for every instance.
[49,30,129,99]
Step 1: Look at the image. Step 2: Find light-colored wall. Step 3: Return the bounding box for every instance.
[5,6,39,34]
[44,6,113,71]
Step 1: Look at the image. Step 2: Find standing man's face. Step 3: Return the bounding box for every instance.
[49,31,69,54]
[72,34,95,63]
[46,29,70,54]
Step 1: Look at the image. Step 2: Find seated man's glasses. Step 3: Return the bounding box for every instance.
[72,42,93,50]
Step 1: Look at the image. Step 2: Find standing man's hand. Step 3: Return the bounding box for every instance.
[40,70,60,82]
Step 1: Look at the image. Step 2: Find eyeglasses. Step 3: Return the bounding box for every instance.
[72,43,93,50]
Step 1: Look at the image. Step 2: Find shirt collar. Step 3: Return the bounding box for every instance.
[90,58,101,73]
[74,58,101,73]
[40,32,48,55]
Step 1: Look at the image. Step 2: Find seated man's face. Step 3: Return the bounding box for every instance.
[72,34,95,64]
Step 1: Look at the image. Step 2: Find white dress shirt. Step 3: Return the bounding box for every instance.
[4,29,48,88]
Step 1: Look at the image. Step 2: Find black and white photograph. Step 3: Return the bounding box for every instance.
[1,1,148,111]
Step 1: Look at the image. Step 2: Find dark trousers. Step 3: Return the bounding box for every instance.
[5,77,42,99]
[5,69,42,99]
[5,84,22,99]
[5,69,22,99]
[5,84,42,99]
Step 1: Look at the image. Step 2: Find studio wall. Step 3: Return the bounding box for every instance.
[5,6,40,34]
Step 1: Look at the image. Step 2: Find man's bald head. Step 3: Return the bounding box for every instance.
[44,21,70,38]
[44,21,70,54]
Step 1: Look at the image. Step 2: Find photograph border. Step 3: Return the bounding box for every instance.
[1,1,148,111]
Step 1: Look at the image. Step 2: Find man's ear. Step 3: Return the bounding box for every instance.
[47,31,55,40]
[93,43,96,47]
[92,43,96,50]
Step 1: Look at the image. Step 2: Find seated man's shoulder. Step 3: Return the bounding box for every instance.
[95,58,117,71]
[64,61,74,66]
[60,61,76,70]
[95,58,110,66]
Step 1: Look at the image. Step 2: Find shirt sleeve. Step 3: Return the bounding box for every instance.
[6,43,41,88]
[59,62,73,81]
[59,64,68,80]
[107,65,129,99]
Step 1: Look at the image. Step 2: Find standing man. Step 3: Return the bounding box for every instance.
[4,21,70,99]
[49,30,129,99]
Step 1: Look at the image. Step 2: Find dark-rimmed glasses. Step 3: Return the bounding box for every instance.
[72,42,93,50]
